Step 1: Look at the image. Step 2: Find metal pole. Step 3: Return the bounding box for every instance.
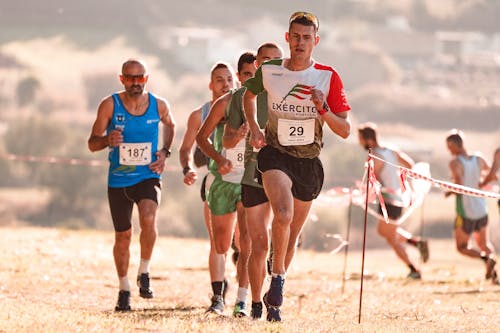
[341,190,353,294]
[358,151,372,324]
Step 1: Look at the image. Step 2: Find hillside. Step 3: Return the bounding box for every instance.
[0,1,498,238]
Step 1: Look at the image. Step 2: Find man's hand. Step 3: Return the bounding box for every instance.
[311,88,325,112]
[183,169,198,185]
[236,123,249,141]
[249,125,266,149]
[149,150,167,174]
[107,129,123,147]
[217,158,233,175]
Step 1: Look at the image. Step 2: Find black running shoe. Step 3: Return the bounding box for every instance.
[263,292,281,322]
[250,301,263,320]
[206,294,225,315]
[266,275,284,307]
[115,290,131,312]
[137,273,154,299]
[486,257,497,280]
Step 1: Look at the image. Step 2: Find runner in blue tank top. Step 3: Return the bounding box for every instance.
[88,59,175,311]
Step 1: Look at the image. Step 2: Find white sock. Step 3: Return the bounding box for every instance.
[138,258,150,275]
[236,287,248,303]
[271,272,286,279]
[119,276,130,291]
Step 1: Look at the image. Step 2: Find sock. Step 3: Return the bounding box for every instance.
[138,258,150,275]
[119,276,130,291]
[236,287,248,303]
[408,264,417,273]
[271,272,286,279]
[407,238,418,246]
[211,281,224,296]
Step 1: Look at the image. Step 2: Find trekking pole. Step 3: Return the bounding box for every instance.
[341,189,353,294]
[358,151,372,324]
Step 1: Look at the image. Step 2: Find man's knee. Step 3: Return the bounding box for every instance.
[251,236,269,258]
[456,241,468,254]
[115,231,132,248]
[273,206,293,226]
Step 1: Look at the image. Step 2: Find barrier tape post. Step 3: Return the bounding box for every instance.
[419,198,425,264]
[341,189,353,294]
[358,151,371,324]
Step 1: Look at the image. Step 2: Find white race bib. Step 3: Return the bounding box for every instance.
[277,118,315,146]
[119,142,152,165]
[224,140,246,170]
[221,140,245,183]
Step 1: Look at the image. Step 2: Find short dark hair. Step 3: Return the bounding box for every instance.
[257,42,281,56]
[237,52,256,73]
[358,122,378,142]
[210,62,234,81]
[289,11,319,32]
[446,129,464,147]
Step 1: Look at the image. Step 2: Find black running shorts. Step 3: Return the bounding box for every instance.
[241,183,268,208]
[108,178,161,232]
[200,174,208,202]
[454,215,488,235]
[257,145,324,202]
[378,203,403,220]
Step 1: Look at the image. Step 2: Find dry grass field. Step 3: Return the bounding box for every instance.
[0,227,499,333]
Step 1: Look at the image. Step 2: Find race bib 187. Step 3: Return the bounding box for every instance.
[119,142,152,165]
[277,118,315,146]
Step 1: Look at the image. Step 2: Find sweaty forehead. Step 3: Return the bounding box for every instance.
[212,67,232,80]
[289,23,316,35]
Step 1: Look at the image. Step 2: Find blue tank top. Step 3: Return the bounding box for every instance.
[107,92,161,188]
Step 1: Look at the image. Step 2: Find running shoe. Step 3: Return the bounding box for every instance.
[485,256,497,280]
[206,295,225,315]
[137,273,154,299]
[407,270,422,280]
[266,275,284,306]
[233,301,249,317]
[491,270,499,285]
[417,240,429,263]
[250,301,263,320]
[263,292,281,322]
[114,290,131,312]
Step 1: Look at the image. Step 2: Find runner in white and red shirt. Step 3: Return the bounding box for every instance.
[243,11,351,322]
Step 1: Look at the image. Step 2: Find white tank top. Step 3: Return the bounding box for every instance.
[458,155,487,219]
[374,147,404,206]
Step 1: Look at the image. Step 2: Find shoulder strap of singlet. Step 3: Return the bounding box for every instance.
[201,101,211,122]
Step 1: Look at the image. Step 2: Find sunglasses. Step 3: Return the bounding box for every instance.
[120,74,148,83]
[289,11,319,30]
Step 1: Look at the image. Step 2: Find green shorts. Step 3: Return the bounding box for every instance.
[206,173,242,215]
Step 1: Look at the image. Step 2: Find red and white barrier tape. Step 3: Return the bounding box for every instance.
[369,153,500,199]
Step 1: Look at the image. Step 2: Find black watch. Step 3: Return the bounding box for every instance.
[161,147,171,158]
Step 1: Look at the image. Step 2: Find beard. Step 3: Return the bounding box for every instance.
[126,85,144,97]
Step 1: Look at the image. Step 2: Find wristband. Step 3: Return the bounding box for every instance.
[161,147,171,158]
[317,102,329,115]
[182,166,191,176]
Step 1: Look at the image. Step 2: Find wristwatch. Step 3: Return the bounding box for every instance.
[160,147,171,158]
[317,101,329,115]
